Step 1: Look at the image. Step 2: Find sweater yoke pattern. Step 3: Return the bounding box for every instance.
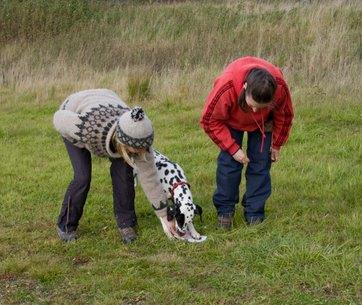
[74,103,128,156]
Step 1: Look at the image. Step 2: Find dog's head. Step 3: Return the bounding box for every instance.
[167,184,203,234]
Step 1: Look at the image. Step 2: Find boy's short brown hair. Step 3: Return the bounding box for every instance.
[245,68,277,104]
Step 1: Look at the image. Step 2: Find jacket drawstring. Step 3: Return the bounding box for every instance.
[251,110,266,153]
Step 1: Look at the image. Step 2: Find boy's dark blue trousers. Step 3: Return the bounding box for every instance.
[213,128,272,222]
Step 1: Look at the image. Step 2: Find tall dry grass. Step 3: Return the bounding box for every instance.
[0,0,361,101]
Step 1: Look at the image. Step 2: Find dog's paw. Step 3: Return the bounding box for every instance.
[191,232,201,240]
[188,235,207,243]
[182,230,207,243]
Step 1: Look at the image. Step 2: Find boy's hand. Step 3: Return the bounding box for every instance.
[271,147,281,162]
[232,149,250,165]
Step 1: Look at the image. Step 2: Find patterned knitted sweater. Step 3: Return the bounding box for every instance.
[53,89,167,217]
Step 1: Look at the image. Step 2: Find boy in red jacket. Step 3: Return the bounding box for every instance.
[200,56,294,228]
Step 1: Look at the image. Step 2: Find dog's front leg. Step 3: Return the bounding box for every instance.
[159,217,175,239]
[187,223,201,240]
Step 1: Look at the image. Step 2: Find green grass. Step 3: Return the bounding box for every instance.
[0,1,361,304]
[0,88,360,305]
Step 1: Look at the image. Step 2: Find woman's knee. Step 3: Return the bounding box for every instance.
[73,173,91,188]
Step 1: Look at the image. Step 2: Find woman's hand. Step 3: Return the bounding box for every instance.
[232,149,250,165]
[158,216,177,239]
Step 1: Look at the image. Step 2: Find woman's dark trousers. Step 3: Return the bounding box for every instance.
[57,139,136,233]
[213,128,272,223]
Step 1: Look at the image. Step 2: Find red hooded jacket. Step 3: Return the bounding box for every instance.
[200,56,294,155]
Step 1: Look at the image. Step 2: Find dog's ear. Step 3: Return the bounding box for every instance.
[194,204,203,222]
[175,213,185,229]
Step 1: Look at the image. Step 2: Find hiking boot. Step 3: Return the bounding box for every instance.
[119,227,137,244]
[246,216,264,226]
[57,226,77,242]
[217,214,233,230]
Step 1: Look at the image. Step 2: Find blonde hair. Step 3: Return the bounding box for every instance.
[112,133,147,167]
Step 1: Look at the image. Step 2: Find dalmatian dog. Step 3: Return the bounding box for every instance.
[153,150,205,241]
[135,149,205,242]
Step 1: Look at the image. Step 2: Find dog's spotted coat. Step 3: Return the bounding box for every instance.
[154,150,197,227]
[136,150,202,241]
[134,149,202,239]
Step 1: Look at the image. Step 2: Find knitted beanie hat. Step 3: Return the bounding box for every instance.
[116,107,154,149]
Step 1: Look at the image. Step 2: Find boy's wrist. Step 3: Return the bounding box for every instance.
[228,143,240,155]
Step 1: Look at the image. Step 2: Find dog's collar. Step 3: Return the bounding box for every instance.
[170,181,190,197]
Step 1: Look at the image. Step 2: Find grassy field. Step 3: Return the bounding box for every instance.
[0,1,361,304]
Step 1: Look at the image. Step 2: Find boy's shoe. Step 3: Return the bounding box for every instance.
[245,216,264,226]
[57,226,77,242]
[217,214,233,230]
[119,227,137,244]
